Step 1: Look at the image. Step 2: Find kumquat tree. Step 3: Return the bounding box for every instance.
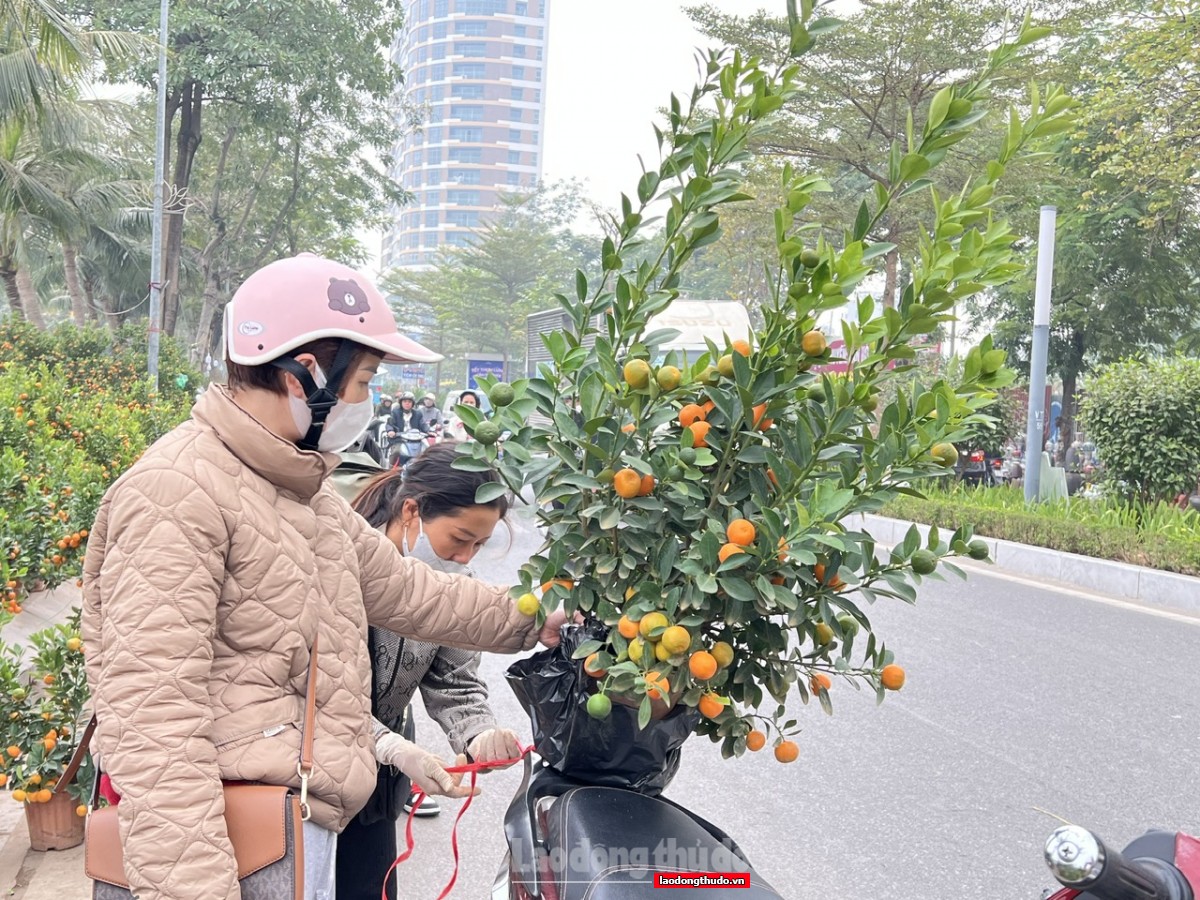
[453,2,1074,760]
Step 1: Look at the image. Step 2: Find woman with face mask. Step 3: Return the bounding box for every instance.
[445,389,482,443]
[336,442,522,900]
[80,254,564,900]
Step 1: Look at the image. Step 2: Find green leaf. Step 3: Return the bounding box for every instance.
[599,506,622,530]
[637,171,660,204]
[475,482,508,504]
[853,200,870,240]
[451,455,497,473]
[719,576,759,603]
[807,17,843,37]
[898,153,931,183]
[658,539,679,584]
[927,85,954,130]
[899,178,934,199]
[454,405,485,430]
[571,640,603,660]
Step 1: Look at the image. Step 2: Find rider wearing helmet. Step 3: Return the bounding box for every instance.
[419,392,442,436]
[375,393,394,417]
[80,254,563,900]
[387,391,429,437]
[385,391,431,469]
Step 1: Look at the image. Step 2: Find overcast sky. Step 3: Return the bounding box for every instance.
[364,1,863,269]
[540,0,762,220]
[363,0,769,268]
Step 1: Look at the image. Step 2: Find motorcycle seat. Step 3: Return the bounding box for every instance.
[546,785,784,899]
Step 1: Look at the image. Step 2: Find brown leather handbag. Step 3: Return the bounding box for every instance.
[58,639,321,900]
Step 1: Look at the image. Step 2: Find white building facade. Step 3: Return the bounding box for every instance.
[383,0,550,271]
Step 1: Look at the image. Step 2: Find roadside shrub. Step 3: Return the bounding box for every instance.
[881,485,1200,576]
[0,322,196,603]
[0,321,198,410]
[1080,356,1200,503]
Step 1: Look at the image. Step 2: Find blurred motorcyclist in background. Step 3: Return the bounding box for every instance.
[420,393,443,438]
[387,392,430,436]
[385,392,431,469]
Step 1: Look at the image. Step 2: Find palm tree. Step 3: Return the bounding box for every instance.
[48,101,144,324]
[1,0,144,124]
[77,203,153,326]
[0,0,147,326]
[0,114,68,326]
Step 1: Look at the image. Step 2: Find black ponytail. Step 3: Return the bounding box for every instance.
[350,441,509,530]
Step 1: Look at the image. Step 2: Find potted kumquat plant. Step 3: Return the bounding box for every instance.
[453,3,1073,777]
[0,609,93,850]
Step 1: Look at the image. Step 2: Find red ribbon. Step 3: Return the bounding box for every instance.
[381,744,534,900]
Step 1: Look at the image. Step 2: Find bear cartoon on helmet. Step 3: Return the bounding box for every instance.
[328,278,371,315]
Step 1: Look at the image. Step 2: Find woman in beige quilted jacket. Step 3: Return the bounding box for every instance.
[80,254,564,900]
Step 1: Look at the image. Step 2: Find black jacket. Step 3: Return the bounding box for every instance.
[387,406,429,435]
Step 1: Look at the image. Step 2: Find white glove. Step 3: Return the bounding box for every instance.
[466,728,523,769]
[374,732,478,799]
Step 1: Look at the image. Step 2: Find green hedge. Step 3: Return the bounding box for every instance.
[0,321,197,604]
[1080,356,1200,503]
[880,494,1200,577]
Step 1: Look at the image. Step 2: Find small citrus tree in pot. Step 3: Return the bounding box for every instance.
[455,4,1072,765]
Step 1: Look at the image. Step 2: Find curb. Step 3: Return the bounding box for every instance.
[850,513,1200,618]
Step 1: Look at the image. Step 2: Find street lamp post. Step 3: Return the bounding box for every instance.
[147,0,169,390]
[1023,206,1057,502]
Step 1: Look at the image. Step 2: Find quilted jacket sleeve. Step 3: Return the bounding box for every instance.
[85,469,237,900]
[350,511,538,653]
[419,649,498,754]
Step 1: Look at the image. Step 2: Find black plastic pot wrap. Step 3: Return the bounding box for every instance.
[505,621,700,796]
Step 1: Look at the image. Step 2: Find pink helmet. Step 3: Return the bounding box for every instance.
[223,254,442,365]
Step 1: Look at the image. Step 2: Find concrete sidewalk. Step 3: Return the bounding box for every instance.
[1,518,1196,898]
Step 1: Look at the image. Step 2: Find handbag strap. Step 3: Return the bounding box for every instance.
[57,636,323,817]
[297,635,319,820]
[55,713,97,792]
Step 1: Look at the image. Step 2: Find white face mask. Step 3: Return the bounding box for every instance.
[289,363,374,453]
[401,518,472,576]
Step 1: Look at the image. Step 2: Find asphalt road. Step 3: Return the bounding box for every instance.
[392,506,1200,900]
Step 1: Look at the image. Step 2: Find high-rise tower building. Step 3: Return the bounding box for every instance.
[382,0,550,271]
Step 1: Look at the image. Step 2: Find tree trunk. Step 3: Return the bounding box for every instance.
[877,217,901,308]
[62,242,89,326]
[883,247,898,309]
[1058,328,1086,457]
[162,79,204,339]
[191,272,224,369]
[14,265,46,329]
[82,276,101,326]
[0,261,25,322]
[98,286,122,328]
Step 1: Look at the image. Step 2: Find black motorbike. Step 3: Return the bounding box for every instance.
[387,428,428,470]
[1043,823,1198,899]
[490,750,782,899]
[488,624,784,899]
